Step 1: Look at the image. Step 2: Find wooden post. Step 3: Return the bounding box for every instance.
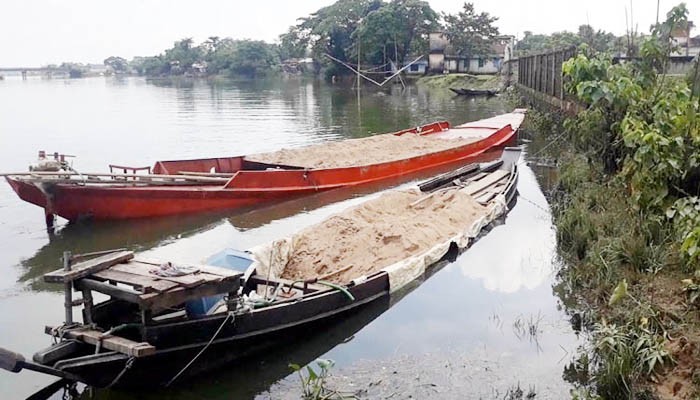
[82,290,93,325]
[63,251,73,325]
[551,53,556,96]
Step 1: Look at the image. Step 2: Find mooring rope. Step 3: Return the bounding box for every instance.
[165,311,235,387]
[105,356,135,389]
[518,129,570,166]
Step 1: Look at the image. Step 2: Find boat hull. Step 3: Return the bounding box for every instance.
[47,272,391,388]
[6,114,521,221]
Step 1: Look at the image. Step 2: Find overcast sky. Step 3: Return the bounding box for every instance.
[0,0,694,66]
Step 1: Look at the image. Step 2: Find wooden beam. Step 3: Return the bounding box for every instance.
[44,251,134,283]
[1,171,229,183]
[44,326,155,357]
[463,170,510,196]
[74,279,143,304]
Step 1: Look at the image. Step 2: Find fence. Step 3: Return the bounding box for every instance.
[517,47,576,100]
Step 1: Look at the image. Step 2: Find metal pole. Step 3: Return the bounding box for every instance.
[63,251,73,324]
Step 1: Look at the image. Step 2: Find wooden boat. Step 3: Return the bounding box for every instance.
[449,88,498,96]
[0,148,521,388]
[3,111,525,223]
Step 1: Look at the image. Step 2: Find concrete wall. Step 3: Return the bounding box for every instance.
[467,58,501,74]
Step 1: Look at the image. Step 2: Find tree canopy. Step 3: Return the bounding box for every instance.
[280,0,439,77]
[516,25,621,56]
[103,56,128,73]
[129,37,280,78]
[442,3,499,57]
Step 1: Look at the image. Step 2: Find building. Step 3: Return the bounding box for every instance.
[671,21,699,57]
[401,59,429,75]
[428,33,515,74]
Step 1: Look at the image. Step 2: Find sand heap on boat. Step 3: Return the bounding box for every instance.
[245,132,479,169]
[276,188,488,284]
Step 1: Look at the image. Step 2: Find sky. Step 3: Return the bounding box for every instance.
[0,0,695,66]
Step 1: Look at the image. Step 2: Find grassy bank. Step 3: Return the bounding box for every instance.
[518,8,700,398]
[416,73,501,90]
[523,104,699,398]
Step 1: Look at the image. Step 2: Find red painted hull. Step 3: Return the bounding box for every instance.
[6,112,524,221]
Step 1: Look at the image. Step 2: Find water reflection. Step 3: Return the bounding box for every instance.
[459,161,557,293]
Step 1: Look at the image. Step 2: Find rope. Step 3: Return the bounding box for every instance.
[105,356,135,388]
[165,311,235,387]
[518,194,551,214]
[517,130,569,166]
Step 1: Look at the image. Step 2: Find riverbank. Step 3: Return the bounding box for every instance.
[522,106,700,399]
[416,73,501,91]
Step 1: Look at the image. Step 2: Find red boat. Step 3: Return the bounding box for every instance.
[4,110,525,222]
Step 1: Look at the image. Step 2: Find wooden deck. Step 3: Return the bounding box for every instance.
[43,251,244,357]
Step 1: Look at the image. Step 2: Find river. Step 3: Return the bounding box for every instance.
[0,76,578,399]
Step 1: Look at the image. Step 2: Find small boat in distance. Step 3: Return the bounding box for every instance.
[3,110,525,223]
[0,148,521,388]
[449,88,498,96]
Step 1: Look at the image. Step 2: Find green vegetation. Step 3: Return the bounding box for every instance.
[290,359,356,400]
[127,37,278,78]
[416,73,500,90]
[280,0,441,79]
[527,3,700,398]
[516,25,621,56]
[442,3,499,57]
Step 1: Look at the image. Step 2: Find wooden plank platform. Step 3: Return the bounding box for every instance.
[44,251,134,283]
[92,269,179,293]
[63,256,244,313]
[109,262,208,288]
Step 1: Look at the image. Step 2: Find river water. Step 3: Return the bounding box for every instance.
[0,76,578,399]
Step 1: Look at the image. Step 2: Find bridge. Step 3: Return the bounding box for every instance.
[0,67,70,79]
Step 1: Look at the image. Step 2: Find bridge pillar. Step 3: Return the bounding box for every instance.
[21,70,27,80]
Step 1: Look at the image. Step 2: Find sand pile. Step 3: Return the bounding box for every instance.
[279,188,487,284]
[245,132,479,169]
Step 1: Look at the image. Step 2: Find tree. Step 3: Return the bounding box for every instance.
[278,26,309,60]
[442,3,499,57]
[163,38,204,74]
[577,25,617,53]
[60,62,85,78]
[205,38,237,74]
[227,40,279,77]
[130,56,168,76]
[295,0,383,77]
[352,0,439,65]
[515,26,619,56]
[202,36,221,55]
[103,56,128,73]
